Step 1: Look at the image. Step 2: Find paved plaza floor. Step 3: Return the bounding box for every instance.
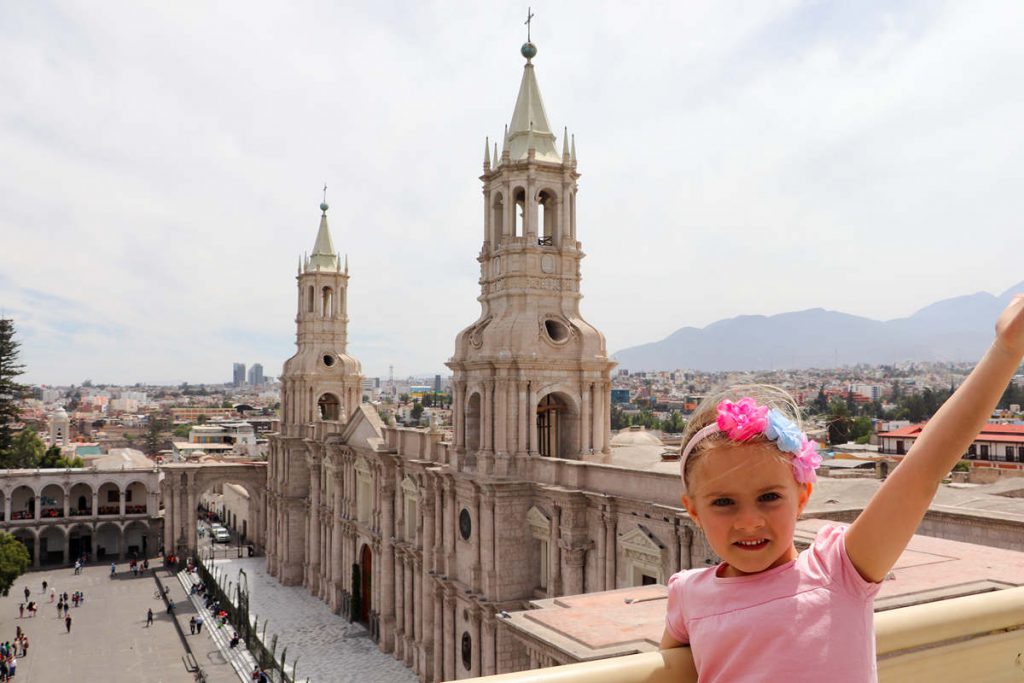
[0,563,219,682]
[209,555,417,683]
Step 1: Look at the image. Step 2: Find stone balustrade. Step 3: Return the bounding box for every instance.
[462,587,1024,683]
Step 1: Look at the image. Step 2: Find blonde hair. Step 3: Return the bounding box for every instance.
[681,384,803,494]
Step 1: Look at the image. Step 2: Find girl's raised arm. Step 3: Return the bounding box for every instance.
[845,295,1024,583]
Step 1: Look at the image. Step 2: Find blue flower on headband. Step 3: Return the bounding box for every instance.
[765,409,803,454]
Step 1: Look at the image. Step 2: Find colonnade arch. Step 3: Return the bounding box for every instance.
[160,463,267,558]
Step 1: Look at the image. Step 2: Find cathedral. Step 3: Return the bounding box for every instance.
[265,41,712,681]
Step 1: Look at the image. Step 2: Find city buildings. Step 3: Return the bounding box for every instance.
[248,363,265,387]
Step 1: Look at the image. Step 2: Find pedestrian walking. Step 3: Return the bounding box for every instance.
[64,603,70,617]
[110,562,116,577]
[64,615,72,633]
[56,601,62,617]
[49,588,54,603]
[20,635,28,657]
[17,604,23,619]
[62,591,68,603]
[146,608,154,627]
[189,616,196,634]
[41,580,47,593]
[22,588,28,603]
[195,615,204,633]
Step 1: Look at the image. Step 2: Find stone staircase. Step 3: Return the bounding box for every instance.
[177,569,260,682]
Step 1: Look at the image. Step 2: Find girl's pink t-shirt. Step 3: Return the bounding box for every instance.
[665,524,881,682]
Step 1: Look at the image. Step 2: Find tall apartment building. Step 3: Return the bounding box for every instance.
[233,362,246,387]
[248,363,264,387]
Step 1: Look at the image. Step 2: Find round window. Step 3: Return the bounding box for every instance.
[323,354,335,367]
[461,631,472,671]
[544,319,570,343]
[459,508,472,541]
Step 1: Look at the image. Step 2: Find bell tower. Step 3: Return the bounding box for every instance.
[280,197,363,432]
[448,41,615,476]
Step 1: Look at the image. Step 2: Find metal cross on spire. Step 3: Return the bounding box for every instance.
[524,7,535,42]
[323,183,328,204]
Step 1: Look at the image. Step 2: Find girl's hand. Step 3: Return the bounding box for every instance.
[995,294,1024,358]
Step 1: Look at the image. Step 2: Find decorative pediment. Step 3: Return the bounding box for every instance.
[527,505,550,539]
[353,455,372,477]
[619,524,665,558]
[401,475,419,499]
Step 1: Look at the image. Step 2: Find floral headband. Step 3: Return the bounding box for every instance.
[679,398,822,495]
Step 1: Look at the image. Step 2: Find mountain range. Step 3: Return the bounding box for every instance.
[611,282,1024,372]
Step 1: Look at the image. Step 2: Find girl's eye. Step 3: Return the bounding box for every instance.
[711,497,733,507]
[759,492,782,502]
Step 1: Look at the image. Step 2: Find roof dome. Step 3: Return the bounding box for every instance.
[610,426,664,447]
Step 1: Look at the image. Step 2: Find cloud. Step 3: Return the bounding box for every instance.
[1,1,1022,384]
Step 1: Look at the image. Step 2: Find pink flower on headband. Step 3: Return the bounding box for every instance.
[716,398,769,441]
[792,437,823,484]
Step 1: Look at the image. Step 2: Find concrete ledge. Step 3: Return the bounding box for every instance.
[463,587,1024,682]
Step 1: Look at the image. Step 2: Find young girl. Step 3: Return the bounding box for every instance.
[661,295,1024,681]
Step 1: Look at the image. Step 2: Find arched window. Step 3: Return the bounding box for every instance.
[536,393,579,459]
[537,189,557,246]
[465,392,482,452]
[318,393,340,421]
[307,286,315,313]
[322,287,334,318]
[513,188,526,237]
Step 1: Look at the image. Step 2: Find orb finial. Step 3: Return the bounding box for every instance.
[521,7,537,62]
[320,183,329,213]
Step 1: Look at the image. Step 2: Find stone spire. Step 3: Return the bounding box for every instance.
[307,200,339,272]
[506,42,560,163]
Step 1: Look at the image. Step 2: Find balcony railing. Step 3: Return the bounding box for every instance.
[465,587,1024,683]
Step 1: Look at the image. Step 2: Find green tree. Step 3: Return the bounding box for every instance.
[173,424,191,438]
[0,428,44,469]
[410,400,424,422]
[197,414,209,425]
[811,386,829,415]
[39,444,64,468]
[0,532,31,596]
[398,393,410,405]
[144,418,167,455]
[826,399,852,445]
[0,318,27,455]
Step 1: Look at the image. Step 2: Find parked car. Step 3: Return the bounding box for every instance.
[213,528,231,544]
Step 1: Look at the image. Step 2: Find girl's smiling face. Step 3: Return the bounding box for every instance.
[683,442,812,578]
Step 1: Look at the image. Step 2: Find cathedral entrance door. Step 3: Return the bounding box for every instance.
[359,544,372,624]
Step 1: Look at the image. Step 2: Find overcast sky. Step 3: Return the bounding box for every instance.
[2,1,1023,386]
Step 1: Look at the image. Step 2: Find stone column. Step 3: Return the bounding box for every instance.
[62,534,69,564]
[494,378,508,456]
[453,384,465,452]
[409,556,418,667]
[580,382,592,455]
[308,459,322,592]
[32,535,39,566]
[550,507,562,596]
[528,383,538,456]
[63,487,70,519]
[472,608,482,675]
[2,495,10,523]
[481,380,493,455]
[332,472,344,611]
[380,481,396,651]
[421,490,435,679]
[444,590,455,680]
[604,513,617,589]
[163,484,175,555]
[34,495,40,521]
[592,382,604,455]
[482,612,497,676]
[92,491,98,518]
[563,545,586,595]
[405,555,415,663]
[186,483,197,554]
[433,586,444,683]
[517,381,529,457]
[119,490,126,517]
[395,552,405,657]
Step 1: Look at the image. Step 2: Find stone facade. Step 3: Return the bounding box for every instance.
[264,45,721,681]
